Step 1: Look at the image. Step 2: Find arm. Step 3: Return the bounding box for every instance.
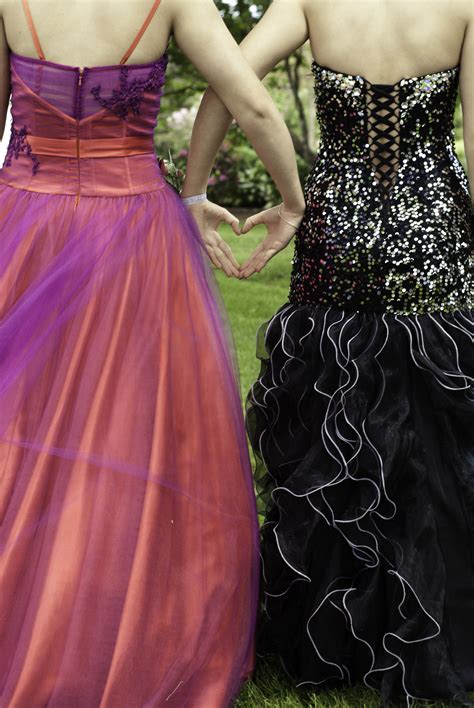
[181,0,309,200]
[171,0,307,276]
[173,0,306,212]
[0,7,10,141]
[459,6,474,209]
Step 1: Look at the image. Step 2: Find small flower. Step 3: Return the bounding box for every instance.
[158,158,169,176]
[159,149,185,192]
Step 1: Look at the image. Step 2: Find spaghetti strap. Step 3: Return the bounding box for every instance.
[21,0,45,60]
[20,0,161,66]
[119,0,163,65]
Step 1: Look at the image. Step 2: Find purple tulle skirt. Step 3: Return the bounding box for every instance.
[0,180,259,707]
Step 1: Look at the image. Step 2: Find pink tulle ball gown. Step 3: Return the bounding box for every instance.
[0,1,259,706]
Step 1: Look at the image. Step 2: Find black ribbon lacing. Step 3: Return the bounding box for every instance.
[366,83,400,197]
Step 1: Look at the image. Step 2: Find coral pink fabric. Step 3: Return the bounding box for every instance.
[0,37,259,708]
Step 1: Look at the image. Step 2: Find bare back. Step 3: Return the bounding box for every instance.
[304,0,469,83]
[0,0,173,66]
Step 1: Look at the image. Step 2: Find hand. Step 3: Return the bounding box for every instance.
[239,203,305,279]
[186,200,241,277]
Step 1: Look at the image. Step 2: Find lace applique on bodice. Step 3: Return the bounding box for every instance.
[1,0,168,198]
[90,56,168,121]
[5,124,40,174]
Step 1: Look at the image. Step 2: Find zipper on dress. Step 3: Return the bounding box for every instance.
[74,67,85,210]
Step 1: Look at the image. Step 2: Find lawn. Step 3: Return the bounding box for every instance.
[214,223,465,708]
[214,223,291,401]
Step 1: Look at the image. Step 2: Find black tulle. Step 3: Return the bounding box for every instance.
[246,304,474,705]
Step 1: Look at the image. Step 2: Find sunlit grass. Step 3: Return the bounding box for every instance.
[233,658,461,707]
[214,223,291,400]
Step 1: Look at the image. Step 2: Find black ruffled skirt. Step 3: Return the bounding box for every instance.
[246,303,474,705]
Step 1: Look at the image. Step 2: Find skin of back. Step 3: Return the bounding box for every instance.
[0,0,173,138]
[304,0,467,80]
[304,0,473,205]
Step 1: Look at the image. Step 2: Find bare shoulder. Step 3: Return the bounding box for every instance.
[264,0,306,15]
[0,0,45,21]
[288,0,317,14]
[168,0,218,10]
[167,0,219,20]
[457,0,474,16]
[271,0,305,6]
[447,0,473,22]
[299,0,337,19]
[0,0,17,15]
[412,0,472,21]
[269,0,307,20]
[154,0,178,19]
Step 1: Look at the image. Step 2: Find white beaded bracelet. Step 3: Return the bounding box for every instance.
[181,193,207,206]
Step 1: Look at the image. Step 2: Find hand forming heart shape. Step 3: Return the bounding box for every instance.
[185,200,305,279]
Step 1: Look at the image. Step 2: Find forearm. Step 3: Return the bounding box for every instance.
[184,87,304,212]
[184,87,305,215]
[181,89,233,197]
[233,98,304,212]
[465,137,474,207]
[182,32,275,198]
[178,0,308,210]
[0,15,10,141]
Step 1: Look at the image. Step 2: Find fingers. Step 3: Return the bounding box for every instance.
[207,202,241,237]
[241,217,254,235]
[220,207,241,237]
[219,239,240,271]
[240,260,264,279]
[204,239,240,278]
[239,245,275,279]
[198,204,241,276]
[239,222,294,278]
[204,244,222,271]
[218,246,240,277]
[241,210,267,234]
[200,203,293,278]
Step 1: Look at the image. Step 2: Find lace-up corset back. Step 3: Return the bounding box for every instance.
[366,83,400,194]
[289,61,472,315]
[1,0,168,198]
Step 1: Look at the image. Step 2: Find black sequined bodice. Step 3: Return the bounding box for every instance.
[289,62,473,314]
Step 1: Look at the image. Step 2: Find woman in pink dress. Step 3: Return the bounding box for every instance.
[0,1,305,705]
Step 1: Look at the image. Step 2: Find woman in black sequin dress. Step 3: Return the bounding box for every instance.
[182,0,474,704]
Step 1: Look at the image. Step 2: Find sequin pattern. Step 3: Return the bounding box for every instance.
[90,55,168,121]
[289,63,472,314]
[4,124,40,175]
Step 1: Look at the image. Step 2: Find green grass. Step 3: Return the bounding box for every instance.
[234,660,384,708]
[233,658,464,707]
[214,223,468,707]
[214,223,292,400]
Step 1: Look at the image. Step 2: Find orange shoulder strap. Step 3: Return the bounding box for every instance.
[21,0,162,66]
[120,0,163,65]
[21,0,46,60]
